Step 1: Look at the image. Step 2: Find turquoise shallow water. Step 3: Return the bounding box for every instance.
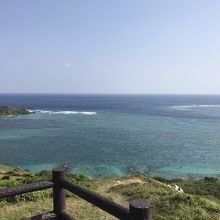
[0,94,220,178]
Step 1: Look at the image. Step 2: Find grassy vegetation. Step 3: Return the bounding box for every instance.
[1,165,220,219]
[154,176,220,200]
[109,176,220,220]
[0,166,91,205]
[0,106,29,117]
[0,164,34,179]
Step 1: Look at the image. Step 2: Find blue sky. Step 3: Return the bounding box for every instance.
[0,0,220,94]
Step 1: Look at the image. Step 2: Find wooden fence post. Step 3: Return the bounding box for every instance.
[129,199,151,220]
[52,167,66,219]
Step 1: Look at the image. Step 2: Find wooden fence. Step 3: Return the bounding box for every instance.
[0,168,151,220]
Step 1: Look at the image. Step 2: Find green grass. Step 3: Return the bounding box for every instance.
[0,169,91,204]
[154,176,220,200]
[1,165,220,219]
[109,181,220,220]
[0,164,34,180]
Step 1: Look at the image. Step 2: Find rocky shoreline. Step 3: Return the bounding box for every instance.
[0,106,30,117]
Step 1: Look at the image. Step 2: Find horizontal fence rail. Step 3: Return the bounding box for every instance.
[62,180,129,220]
[0,180,54,199]
[0,168,151,220]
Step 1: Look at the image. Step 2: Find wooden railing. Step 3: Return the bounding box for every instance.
[0,168,151,220]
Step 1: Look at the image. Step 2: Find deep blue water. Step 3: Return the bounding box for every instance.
[1,94,220,179]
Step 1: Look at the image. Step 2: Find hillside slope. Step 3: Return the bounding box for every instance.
[0,165,220,220]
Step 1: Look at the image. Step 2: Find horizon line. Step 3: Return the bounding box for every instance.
[1,93,220,96]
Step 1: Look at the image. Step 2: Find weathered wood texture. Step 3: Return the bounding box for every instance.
[0,168,151,220]
[0,180,53,199]
[129,199,151,220]
[62,180,130,220]
[52,168,74,220]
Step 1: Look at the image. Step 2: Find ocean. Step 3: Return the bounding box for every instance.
[0,94,220,179]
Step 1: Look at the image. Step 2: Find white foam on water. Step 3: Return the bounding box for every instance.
[170,104,220,110]
[29,109,97,115]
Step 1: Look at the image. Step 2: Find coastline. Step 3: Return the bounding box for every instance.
[1,95,220,180]
[10,162,220,180]
[0,106,30,117]
[1,164,220,219]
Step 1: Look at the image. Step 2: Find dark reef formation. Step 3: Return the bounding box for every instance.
[0,106,30,117]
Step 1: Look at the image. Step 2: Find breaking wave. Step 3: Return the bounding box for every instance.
[29,110,97,115]
[170,105,220,110]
